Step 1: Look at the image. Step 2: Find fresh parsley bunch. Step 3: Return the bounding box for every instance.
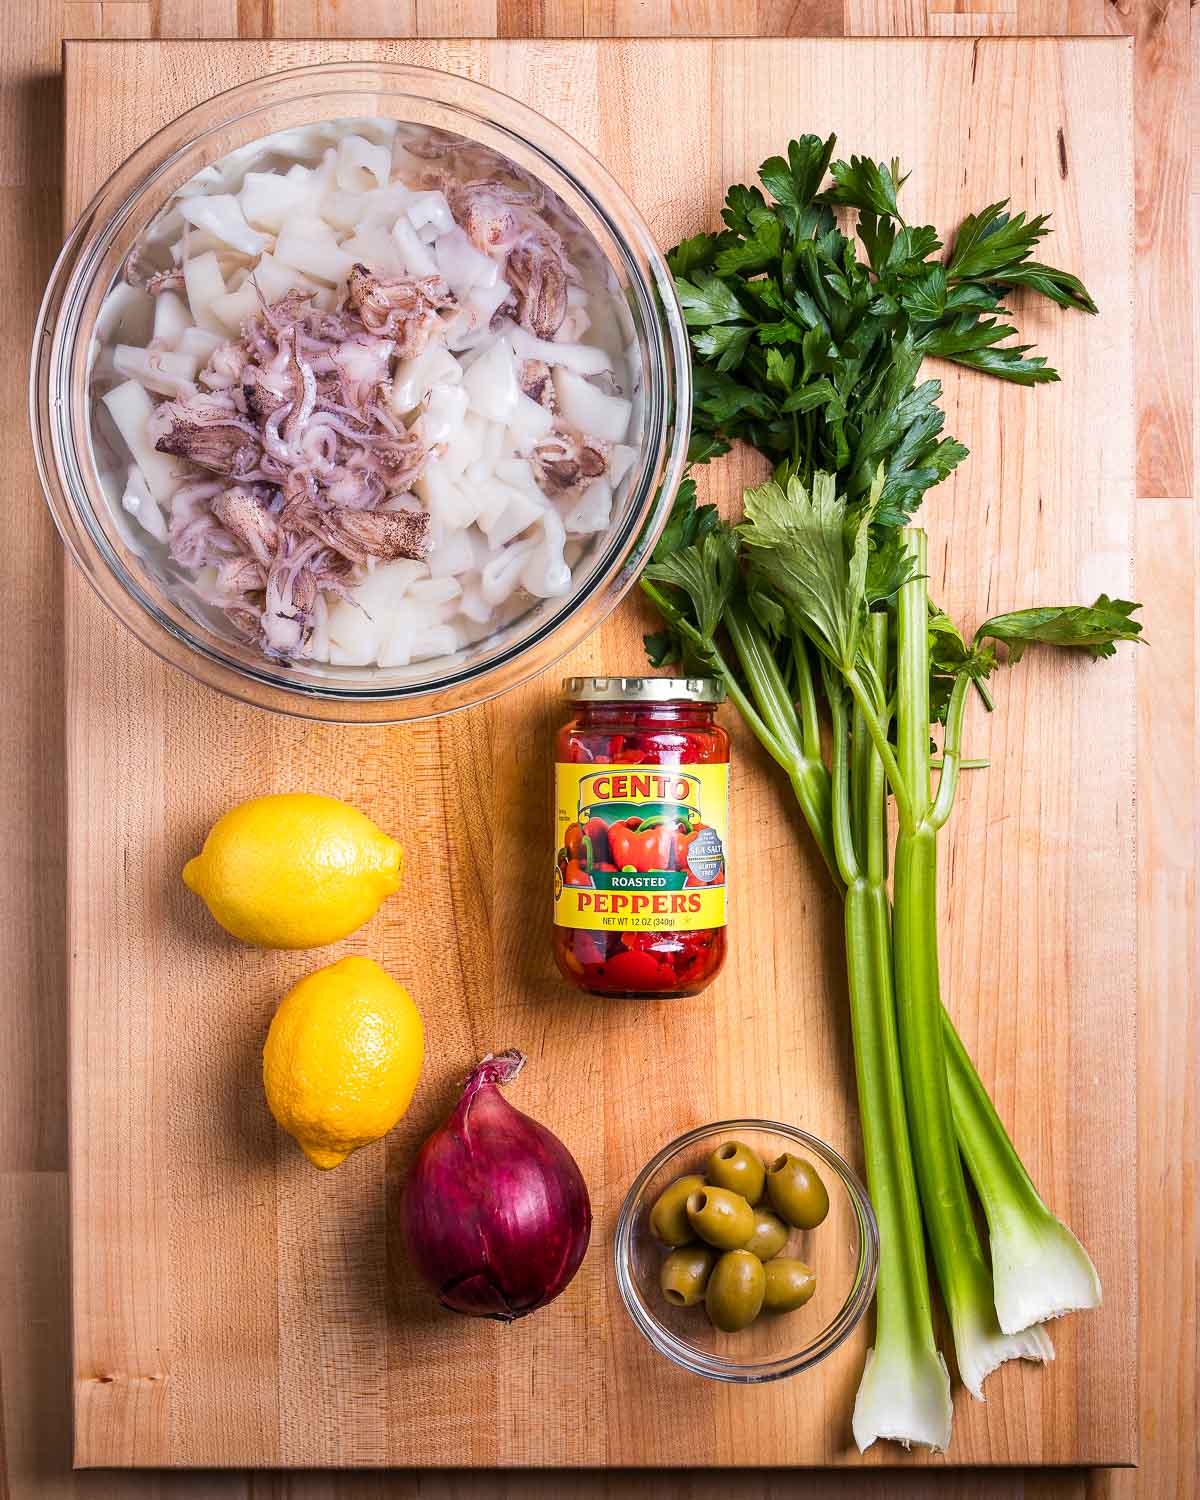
[669,133,1096,527]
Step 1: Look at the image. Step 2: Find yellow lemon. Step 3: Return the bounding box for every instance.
[182,792,402,949]
[263,956,424,1169]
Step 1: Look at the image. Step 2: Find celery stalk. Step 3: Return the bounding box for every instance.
[642,461,1133,1451]
[892,531,1053,1395]
[726,604,838,881]
[943,1016,1102,1333]
[842,616,952,1449]
[717,604,951,1446]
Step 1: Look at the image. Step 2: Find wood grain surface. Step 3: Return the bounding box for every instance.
[62,30,1137,1473]
[0,2,1194,1499]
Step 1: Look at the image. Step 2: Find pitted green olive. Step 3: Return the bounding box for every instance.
[705,1140,767,1203]
[659,1245,719,1307]
[762,1257,817,1313]
[649,1174,705,1246]
[743,1206,789,1262]
[705,1250,766,1332]
[766,1152,829,1229]
[685,1186,756,1250]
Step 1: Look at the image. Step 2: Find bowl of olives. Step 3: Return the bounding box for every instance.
[613,1121,878,1383]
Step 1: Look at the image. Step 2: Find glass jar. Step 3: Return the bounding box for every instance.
[553,677,729,999]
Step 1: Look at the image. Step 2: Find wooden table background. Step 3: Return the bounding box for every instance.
[0,0,1192,1497]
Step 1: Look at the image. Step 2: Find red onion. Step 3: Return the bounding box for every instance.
[402,1049,591,1321]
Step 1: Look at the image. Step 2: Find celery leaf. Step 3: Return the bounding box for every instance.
[975,595,1144,661]
[740,471,877,672]
[644,526,739,649]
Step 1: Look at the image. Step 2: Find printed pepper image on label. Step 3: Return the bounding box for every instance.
[553,763,728,932]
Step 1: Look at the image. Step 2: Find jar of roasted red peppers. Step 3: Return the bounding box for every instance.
[553,677,729,999]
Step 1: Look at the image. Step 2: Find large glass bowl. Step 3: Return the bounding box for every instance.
[30,62,690,723]
[614,1120,879,1383]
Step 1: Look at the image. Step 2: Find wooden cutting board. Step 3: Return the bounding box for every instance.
[64,36,1137,1470]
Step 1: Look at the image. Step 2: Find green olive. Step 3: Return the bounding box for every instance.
[685,1186,755,1250]
[705,1140,767,1203]
[762,1258,817,1313]
[649,1174,705,1246]
[743,1206,789,1262]
[705,1250,766,1332]
[659,1245,719,1308]
[766,1152,829,1229]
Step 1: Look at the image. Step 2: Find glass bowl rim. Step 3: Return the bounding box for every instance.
[29,59,691,724]
[613,1118,880,1384]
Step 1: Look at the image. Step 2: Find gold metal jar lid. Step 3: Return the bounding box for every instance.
[562,676,726,704]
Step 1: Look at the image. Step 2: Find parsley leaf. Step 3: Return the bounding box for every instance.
[982,261,1098,314]
[693,366,777,425]
[759,134,837,211]
[917,314,1058,384]
[650,476,719,560]
[674,273,748,327]
[901,265,948,321]
[713,215,785,277]
[668,232,720,278]
[946,203,1098,314]
[692,322,754,371]
[821,155,909,220]
[663,132,1100,542]
[946,202,1049,280]
[722,183,771,236]
[687,431,733,465]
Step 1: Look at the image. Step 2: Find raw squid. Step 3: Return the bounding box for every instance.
[93,118,641,668]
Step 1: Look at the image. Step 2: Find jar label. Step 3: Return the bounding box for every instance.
[553,763,728,932]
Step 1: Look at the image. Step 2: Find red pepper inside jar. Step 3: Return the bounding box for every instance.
[553,677,729,999]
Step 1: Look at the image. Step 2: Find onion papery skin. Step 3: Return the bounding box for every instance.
[401,1049,592,1321]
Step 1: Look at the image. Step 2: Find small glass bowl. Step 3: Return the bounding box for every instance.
[614,1120,878,1383]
